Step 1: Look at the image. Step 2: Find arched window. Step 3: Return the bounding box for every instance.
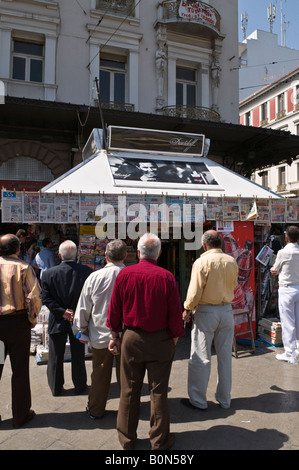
[0,157,54,181]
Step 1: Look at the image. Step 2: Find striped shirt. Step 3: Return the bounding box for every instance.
[0,255,42,324]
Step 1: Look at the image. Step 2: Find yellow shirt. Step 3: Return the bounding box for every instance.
[184,249,238,310]
[0,255,42,324]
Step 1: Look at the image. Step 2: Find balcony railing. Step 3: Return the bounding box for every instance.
[276,110,286,120]
[96,0,135,16]
[162,105,220,122]
[162,1,221,32]
[97,100,135,112]
[276,184,287,192]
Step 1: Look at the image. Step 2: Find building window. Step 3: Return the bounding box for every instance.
[261,102,267,122]
[260,170,269,188]
[100,58,126,104]
[278,166,286,186]
[244,111,251,126]
[277,93,284,113]
[12,39,44,82]
[0,157,53,181]
[176,67,196,106]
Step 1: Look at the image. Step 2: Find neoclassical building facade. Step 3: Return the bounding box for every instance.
[0,0,240,190]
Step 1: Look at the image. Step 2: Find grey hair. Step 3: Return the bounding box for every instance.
[59,240,77,260]
[106,239,127,261]
[201,231,222,248]
[137,233,161,260]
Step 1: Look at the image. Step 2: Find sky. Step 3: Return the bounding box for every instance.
[238,0,299,50]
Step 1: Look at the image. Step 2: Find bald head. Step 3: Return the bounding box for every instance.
[202,230,222,251]
[0,234,20,256]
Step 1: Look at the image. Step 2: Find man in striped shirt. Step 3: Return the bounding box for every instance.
[0,233,42,428]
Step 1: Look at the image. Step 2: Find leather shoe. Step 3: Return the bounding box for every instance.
[13,409,36,428]
[180,398,206,410]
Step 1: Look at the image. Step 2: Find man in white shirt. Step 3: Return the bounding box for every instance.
[73,239,127,418]
[270,226,299,364]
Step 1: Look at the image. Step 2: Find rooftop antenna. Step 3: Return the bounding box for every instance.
[267,3,276,33]
[241,12,248,40]
[278,0,290,47]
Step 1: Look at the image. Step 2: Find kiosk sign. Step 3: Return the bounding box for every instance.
[108,126,205,157]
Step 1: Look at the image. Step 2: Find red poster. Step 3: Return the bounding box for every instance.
[221,221,256,339]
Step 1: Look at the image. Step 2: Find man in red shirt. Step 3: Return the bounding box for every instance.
[106,233,184,451]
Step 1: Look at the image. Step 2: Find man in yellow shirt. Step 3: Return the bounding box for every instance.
[0,233,42,428]
[181,230,238,410]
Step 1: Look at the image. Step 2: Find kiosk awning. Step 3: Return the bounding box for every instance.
[42,127,283,199]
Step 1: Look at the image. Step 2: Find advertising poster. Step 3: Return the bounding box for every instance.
[220,221,256,339]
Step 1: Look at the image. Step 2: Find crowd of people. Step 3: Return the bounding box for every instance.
[0,226,298,449]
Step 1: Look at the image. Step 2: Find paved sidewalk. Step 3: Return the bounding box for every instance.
[0,328,298,451]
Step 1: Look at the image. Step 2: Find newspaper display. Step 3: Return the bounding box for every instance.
[23,192,40,223]
[1,190,297,225]
[256,199,270,224]
[39,194,55,223]
[1,191,23,223]
[271,199,286,223]
[205,197,223,220]
[286,198,299,223]
[68,194,80,223]
[222,197,240,221]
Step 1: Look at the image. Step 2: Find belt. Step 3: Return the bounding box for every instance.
[0,309,28,317]
[124,326,167,334]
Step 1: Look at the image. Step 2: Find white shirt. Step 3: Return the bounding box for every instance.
[72,261,125,349]
[272,243,299,287]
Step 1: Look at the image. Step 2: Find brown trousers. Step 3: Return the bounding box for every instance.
[88,346,120,417]
[117,328,175,450]
[0,314,32,427]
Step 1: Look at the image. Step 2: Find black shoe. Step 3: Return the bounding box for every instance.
[180,398,206,410]
[86,404,103,420]
[13,409,36,428]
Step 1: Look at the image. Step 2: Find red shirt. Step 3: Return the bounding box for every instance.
[106,259,185,338]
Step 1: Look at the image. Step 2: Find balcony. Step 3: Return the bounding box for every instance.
[96,100,135,112]
[288,180,299,195]
[158,1,223,39]
[276,110,286,120]
[162,105,220,122]
[95,0,135,17]
[276,184,286,192]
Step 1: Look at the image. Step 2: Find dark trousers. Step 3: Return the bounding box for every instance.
[117,328,175,450]
[0,314,32,427]
[47,330,87,395]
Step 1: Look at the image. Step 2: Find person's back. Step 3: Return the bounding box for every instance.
[106,233,184,451]
[43,261,93,313]
[112,259,181,334]
[33,237,56,278]
[270,226,299,363]
[274,242,299,286]
[182,230,238,411]
[41,240,92,396]
[0,234,41,428]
